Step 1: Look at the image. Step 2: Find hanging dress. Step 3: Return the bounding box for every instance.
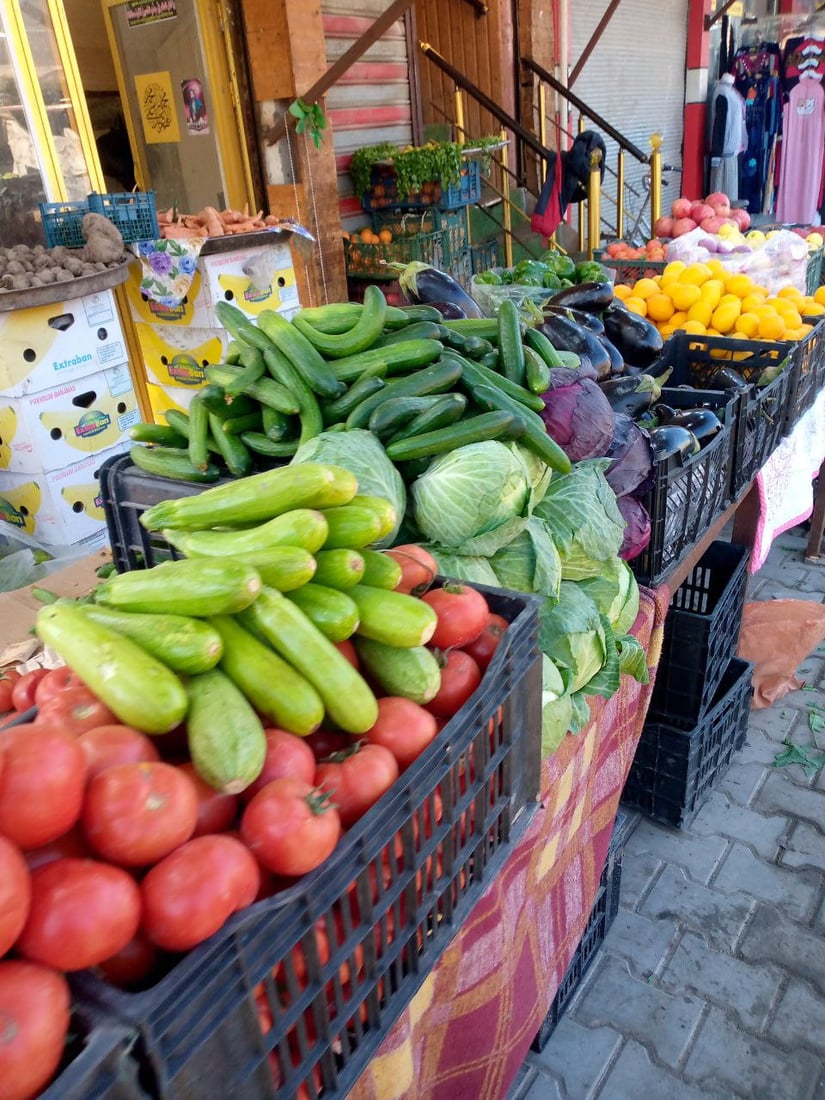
[776,77,825,224]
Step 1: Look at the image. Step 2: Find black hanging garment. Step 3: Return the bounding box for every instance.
[531,130,607,238]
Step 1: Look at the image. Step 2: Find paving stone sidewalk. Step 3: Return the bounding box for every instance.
[510,530,825,1100]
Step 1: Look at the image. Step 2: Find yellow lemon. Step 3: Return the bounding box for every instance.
[724,273,754,298]
[687,300,713,326]
[705,258,727,279]
[711,300,741,334]
[646,293,675,322]
[613,284,632,301]
[800,322,814,335]
[659,324,678,338]
[680,263,712,286]
[633,277,659,300]
[741,293,767,312]
[706,327,723,337]
[700,280,725,309]
[804,302,825,316]
[719,292,742,306]
[670,311,688,328]
[784,327,804,341]
[670,283,702,311]
[624,296,647,317]
[734,312,760,338]
[681,320,707,335]
[776,306,802,330]
[814,285,825,307]
[777,285,805,301]
[758,312,786,340]
[663,260,686,280]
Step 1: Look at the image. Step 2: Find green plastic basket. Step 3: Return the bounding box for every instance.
[345,229,445,278]
[806,246,823,295]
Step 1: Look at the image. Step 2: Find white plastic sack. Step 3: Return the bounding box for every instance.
[664,228,808,294]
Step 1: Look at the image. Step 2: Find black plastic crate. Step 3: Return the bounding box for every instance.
[40,1006,148,1100]
[622,657,753,829]
[651,540,750,724]
[654,332,796,497]
[72,582,542,1100]
[530,808,634,1052]
[784,319,825,433]
[630,387,738,588]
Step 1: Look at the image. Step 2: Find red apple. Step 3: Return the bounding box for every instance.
[705,191,730,210]
[671,197,693,220]
[672,217,698,237]
[731,208,751,231]
[700,216,727,233]
[653,216,674,238]
[690,202,715,224]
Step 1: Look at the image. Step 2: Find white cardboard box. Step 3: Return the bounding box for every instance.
[132,323,227,389]
[0,440,129,546]
[0,363,140,473]
[0,290,127,397]
[201,238,300,321]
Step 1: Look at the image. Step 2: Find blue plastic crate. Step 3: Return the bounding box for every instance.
[363,160,481,213]
[41,191,159,248]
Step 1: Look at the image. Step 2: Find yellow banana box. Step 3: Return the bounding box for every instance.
[0,439,129,546]
[201,238,299,320]
[0,289,127,397]
[144,381,199,424]
[124,265,213,327]
[0,364,140,473]
[132,323,227,389]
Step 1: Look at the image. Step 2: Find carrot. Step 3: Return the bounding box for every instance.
[161,225,207,239]
[202,206,224,237]
[157,208,174,225]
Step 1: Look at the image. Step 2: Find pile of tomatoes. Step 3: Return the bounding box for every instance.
[0,547,507,1100]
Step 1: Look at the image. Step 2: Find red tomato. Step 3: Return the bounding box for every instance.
[363,697,438,771]
[425,650,482,718]
[334,638,360,668]
[421,583,489,649]
[0,726,86,849]
[36,687,117,738]
[11,670,49,713]
[304,729,351,761]
[0,836,31,958]
[462,612,509,671]
[0,960,70,1100]
[241,778,341,876]
[24,827,91,871]
[314,743,399,829]
[0,670,21,714]
[385,544,438,596]
[178,762,238,836]
[95,931,159,990]
[17,858,141,971]
[77,724,161,782]
[33,667,87,706]
[82,762,198,867]
[241,728,316,803]
[140,835,260,952]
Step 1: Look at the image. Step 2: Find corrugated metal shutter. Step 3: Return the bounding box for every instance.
[568,0,688,240]
[322,0,414,231]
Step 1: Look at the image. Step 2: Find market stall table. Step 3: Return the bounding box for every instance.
[347,586,667,1100]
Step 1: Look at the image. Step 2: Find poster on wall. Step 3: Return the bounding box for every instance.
[181,78,209,135]
[125,0,176,27]
[135,72,181,144]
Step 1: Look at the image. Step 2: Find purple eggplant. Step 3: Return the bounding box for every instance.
[655,405,723,442]
[600,368,672,418]
[424,299,467,319]
[396,262,484,318]
[542,305,605,336]
[602,305,664,368]
[600,335,625,377]
[545,281,615,313]
[538,312,612,380]
[649,424,699,461]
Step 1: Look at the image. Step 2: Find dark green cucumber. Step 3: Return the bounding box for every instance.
[200,383,256,420]
[186,666,267,792]
[330,339,442,384]
[498,299,526,386]
[95,558,262,616]
[129,444,220,483]
[441,349,545,412]
[388,393,466,442]
[257,309,345,399]
[164,507,329,557]
[353,636,441,704]
[398,304,444,323]
[359,549,403,590]
[479,349,502,371]
[78,604,223,675]
[187,391,211,472]
[286,583,360,642]
[523,345,552,395]
[441,318,500,339]
[440,328,493,359]
[206,364,300,415]
[385,410,519,461]
[163,409,192,438]
[214,300,273,355]
[294,302,363,334]
[220,411,263,436]
[368,396,444,438]
[262,405,292,441]
[348,584,437,646]
[241,587,378,733]
[375,321,444,346]
[321,375,385,423]
[208,412,253,478]
[210,615,323,737]
[312,548,366,589]
[129,423,187,447]
[225,344,266,395]
[319,505,385,549]
[240,432,299,458]
[291,283,387,358]
[470,383,571,473]
[35,603,188,734]
[262,346,323,444]
[523,325,566,370]
[345,359,463,430]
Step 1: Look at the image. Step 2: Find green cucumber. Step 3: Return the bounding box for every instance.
[78,604,223,675]
[214,300,274,355]
[441,318,500,339]
[35,603,188,735]
[349,495,398,541]
[217,547,316,591]
[163,409,192,438]
[140,463,357,531]
[129,444,220,484]
[225,340,243,365]
[313,548,365,589]
[359,549,402,590]
[353,637,441,704]
[291,283,387,358]
[321,375,385,424]
[262,406,292,441]
[256,309,345,399]
[523,345,552,394]
[348,584,437,647]
[240,432,298,458]
[187,392,211,473]
[210,615,323,738]
[262,346,323,445]
[207,363,301,415]
[242,587,378,733]
[523,325,566,370]
[388,393,466,442]
[345,359,463,430]
[220,411,264,436]
[468,383,571,474]
[225,344,266,395]
[164,508,329,557]
[385,410,519,461]
[330,339,442,384]
[95,558,262,617]
[375,321,444,346]
[286,583,360,642]
[129,423,187,447]
[368,396,443,439]
[294,302,363,334]
[185,667,267,793]
[398,304,444,323]
[441,349,545,412]
[498,299,526,386]
[319,505,385,549]
[208,412,253,478]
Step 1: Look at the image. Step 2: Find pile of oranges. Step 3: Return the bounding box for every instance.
[614,260,825,343]
[343,227,394,246]
[603,238,666,262]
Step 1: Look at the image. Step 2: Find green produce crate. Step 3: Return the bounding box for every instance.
[362,160,481,212]
[371,208,468,265]
[469,239,499,275]
[806,245,824,295]
[344,230,445,279]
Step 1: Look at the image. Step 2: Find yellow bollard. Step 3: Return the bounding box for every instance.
[616,148,625,240]
[649,132,663,233]
[500,128,513,269]
[578,116,586,253]
[587,149,602,260]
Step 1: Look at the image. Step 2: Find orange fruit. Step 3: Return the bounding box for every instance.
[687,300,713,326]
[624,296,648,317]
[680,263,712,286]
[700,279,725,309]
[646,293,675,322]
[613,284,632,301]
[378,228,393,244]
[734,312,760,338]
[814,285,825,307]
[711,301,741,334]
[670,283,701,311]
[681,320,707,335]
[724,273,754,298]
[758,312,786,340]
[633,278,659,300]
